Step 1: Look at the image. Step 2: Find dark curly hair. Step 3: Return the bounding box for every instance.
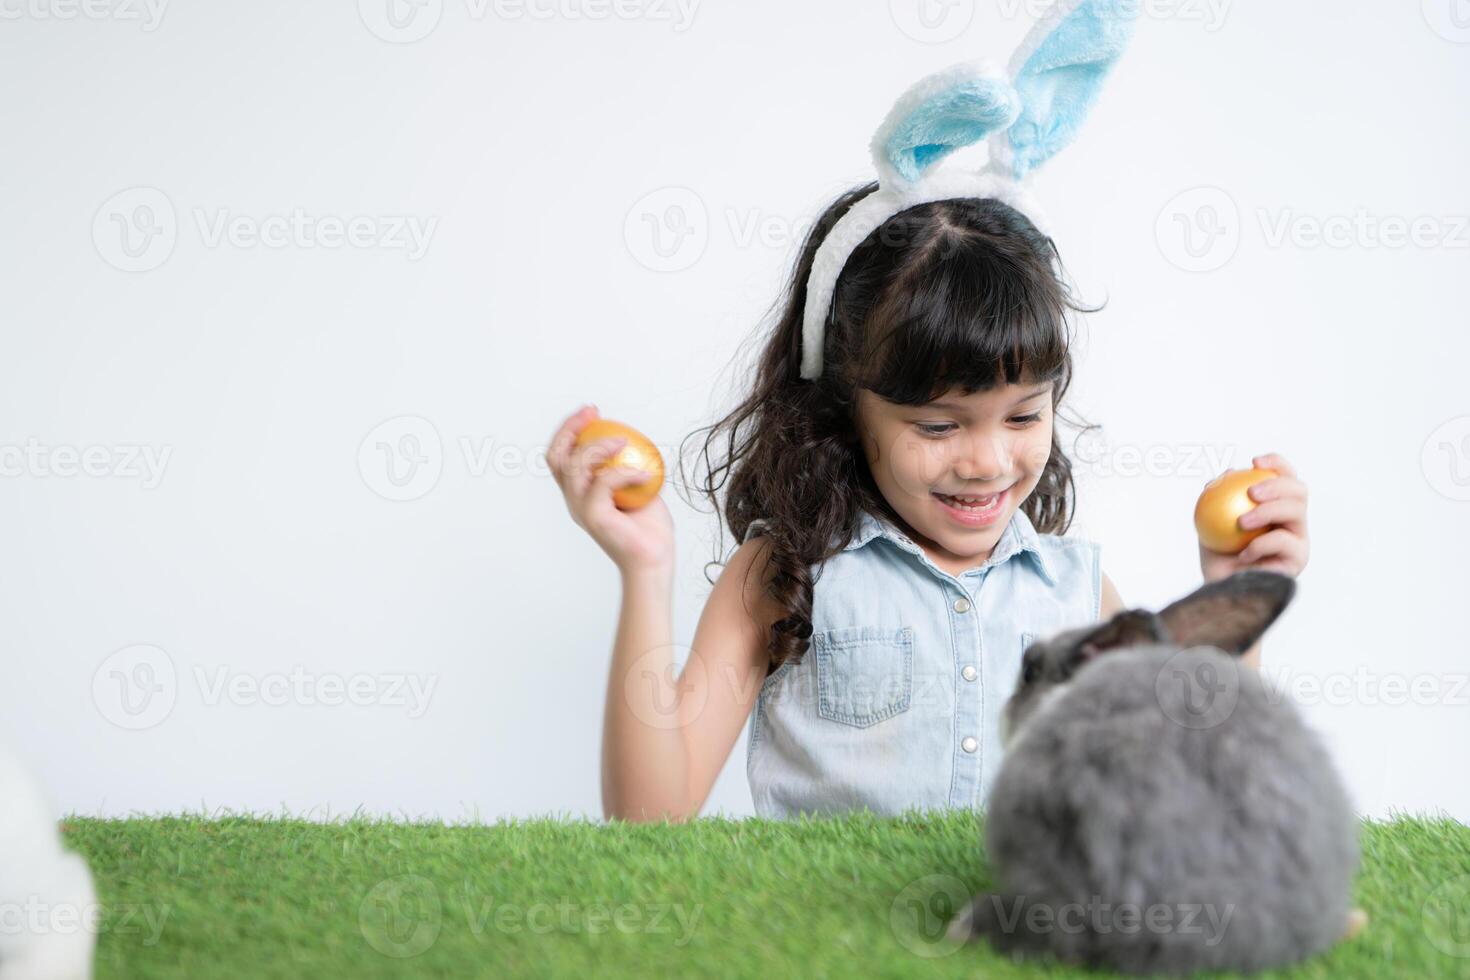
[677,182,1101,678]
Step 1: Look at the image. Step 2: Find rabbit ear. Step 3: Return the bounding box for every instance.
[870,60,1022,188]
[1157,571,1297,656]
[994,0,1139,180]
[1072,609,1167,665]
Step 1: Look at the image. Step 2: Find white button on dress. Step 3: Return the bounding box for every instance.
[962,736,978,753]
[953,597,971,613]
[962,665,977,681]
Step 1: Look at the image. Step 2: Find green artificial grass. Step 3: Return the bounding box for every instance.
[61,809,1470,979]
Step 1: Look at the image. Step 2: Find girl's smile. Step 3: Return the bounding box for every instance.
[932,485,1010,527]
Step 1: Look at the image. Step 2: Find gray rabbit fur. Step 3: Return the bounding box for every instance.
[947,570,1363,976]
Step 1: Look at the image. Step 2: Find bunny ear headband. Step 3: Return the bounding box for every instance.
[799,0,1138,381]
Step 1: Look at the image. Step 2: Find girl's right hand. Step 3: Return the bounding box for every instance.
[548,405,675,575]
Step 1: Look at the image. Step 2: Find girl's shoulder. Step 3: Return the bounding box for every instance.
[1025,520,1103,622]
[1031,521,1102,563]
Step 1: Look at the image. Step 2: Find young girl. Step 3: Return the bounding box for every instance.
[550,6,1310,823]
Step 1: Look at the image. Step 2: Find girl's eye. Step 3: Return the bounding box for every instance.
[916,415,1041,436]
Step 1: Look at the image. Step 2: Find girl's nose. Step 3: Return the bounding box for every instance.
[954,431,1009,483]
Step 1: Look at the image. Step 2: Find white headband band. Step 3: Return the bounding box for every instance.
[799,0,1137,381]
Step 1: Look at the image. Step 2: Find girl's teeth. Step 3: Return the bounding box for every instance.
[942,492,999,508]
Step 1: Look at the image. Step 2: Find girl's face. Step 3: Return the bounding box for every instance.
[855,380,1055,573]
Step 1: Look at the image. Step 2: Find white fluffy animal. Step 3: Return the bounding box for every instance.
[0,749,96,980]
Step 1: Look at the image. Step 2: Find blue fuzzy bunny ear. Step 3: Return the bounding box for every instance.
[870,60,1022,189]
[998,0,1139,180]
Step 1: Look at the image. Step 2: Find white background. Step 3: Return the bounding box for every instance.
[1,0,1466,824]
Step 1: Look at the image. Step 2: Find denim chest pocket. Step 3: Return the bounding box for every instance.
[813,626,914,728]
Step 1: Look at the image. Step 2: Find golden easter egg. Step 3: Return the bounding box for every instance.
[1194,467,1278,554]
[573,418,664,510]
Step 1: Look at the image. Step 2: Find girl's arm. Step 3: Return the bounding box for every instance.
[601,536,781,823]
[547,403,781,822]
[1100,571,1124,619]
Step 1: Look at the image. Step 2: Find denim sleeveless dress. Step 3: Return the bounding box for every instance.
[744,506,1101,819]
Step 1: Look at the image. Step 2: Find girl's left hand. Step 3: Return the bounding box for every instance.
[1199,452,1310,583]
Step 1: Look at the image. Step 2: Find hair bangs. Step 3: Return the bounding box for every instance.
[855,235,1071,406]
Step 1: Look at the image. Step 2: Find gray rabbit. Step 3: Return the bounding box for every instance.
[947,570,1367,975]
